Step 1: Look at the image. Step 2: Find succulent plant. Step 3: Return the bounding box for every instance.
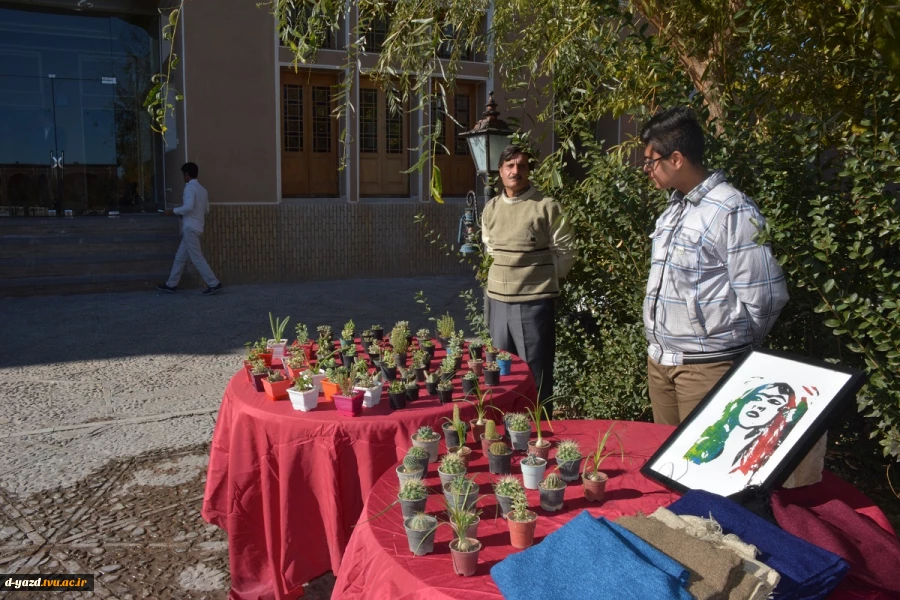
[415,426,438,441]
[440,355,457,373]
[267,370,286,382]
[463,371,478,381]
[317,325,333,340]
[489,441,511,456]
[494,475,522,497]
[407,512,437,531]
[407,446,429,460]
[294,322,309,343]
[342,319,355,341]
[484,361,500,372]
[402,455,423,474]
[437,380,454,392]
[521,454,546,467]
[436,313,455,339]
[412,349,427,369]
[389,380,406,394]
[368,342,382,356]
[507,413,530,432]
[439,452,466,475]
[484,419,500,440]
[416,328,430,341]
[556,439,582,462]
[398,478,427,500]
[542,472,566,490]
[249,359,268,375]
[497,351,512,361]
[508,491,532,522]
[449,476,478,495]
[290,372,315,392]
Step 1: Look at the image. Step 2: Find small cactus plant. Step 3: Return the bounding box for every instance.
[402,455,423,474]
[415,426,438,441]
[452,404,461,425]
[407,446,429,459]
[507,413,530,432]
[484,419,500,440]
[556,439,582,462]
[398,478,427,500]
[542,472,566,490]
[489,441,511,456]
[407,512,436,531]
[440,452,466,475]
[267,370,286,382]
[494,475,522,497]
[449,476,478,495]
[509,491,533,522]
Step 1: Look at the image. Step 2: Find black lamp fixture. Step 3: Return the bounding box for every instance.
[456,91,513,255]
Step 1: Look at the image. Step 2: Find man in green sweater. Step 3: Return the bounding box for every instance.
[481,145,576,414]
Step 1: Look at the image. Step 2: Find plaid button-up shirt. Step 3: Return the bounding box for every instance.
[644,170,789,366]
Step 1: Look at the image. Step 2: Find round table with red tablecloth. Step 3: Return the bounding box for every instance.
[201,344,535,600]
[332,419,898,600]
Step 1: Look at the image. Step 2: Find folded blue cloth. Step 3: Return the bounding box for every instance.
[491,511,693,600]
[668,490,849,600]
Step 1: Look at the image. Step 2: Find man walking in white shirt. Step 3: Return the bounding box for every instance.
[157,162,222,295]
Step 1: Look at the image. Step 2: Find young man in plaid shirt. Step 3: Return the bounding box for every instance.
[640,107,789,425]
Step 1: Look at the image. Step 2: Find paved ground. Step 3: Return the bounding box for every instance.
[0,275,477,599]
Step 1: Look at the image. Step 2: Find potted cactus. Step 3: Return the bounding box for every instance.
[406,446,430,475]
[266,313,291,359]
[388,380,407,410]
[442,405,467,449]
[496,350,512,375]
[262,370,291,400]
[539,471,566,511]
[437,379,454,404]
[480,419,502,456]
[507,491,538,549]
[287,372,319,411]
[396,453,425,485]
[493,475,523,518]
[424,370,440,395]
[436,313,455,349]
[524,397,554,460]
[582,424,624,502]
[447,504,481,577]
[411,425,441,462]
[461,371,479,396]
[483,360,500,386]
[398,478,428,519]
[332,367,364,416]
[520,454,548,489]
[488,441,513,475]
[506,413,531,451]
[437,452,467,487]
[443,475,479,512]
[404,512,438,556]
[555,439,583,482]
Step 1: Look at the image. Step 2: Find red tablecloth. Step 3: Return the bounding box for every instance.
[332,420,897,600]
[202,346,535,600]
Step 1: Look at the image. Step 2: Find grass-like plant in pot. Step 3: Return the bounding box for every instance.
[397,478,428,519]
[582,424,625,502]
[404,512,438,557]
[538,471,567,512]
[507,491,538,549]
[388,379,407,410]
[488,441,513,475]
[446,503,481,577]
[466,387,500,444]
[442,405,467,449]
[437,452,467,487]
[396,453,424,486]
[411,425,441,463]
[287,372,318,412]
[262,369,291,400]
[267,312,291,357]
[524,395,555,460]
[493,475,523,518]
[444,475,479,512]
[506,412,531,451]
[555,439,583,482]
[480,419,502,456]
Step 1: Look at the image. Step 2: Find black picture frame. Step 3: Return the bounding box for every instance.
[641,346,866,501]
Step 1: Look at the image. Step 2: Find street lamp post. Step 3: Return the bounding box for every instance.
[456,91,513,255]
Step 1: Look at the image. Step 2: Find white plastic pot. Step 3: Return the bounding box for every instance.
[287,387,319,411]
[355,384,383,408]
[308,370,327,392]
[267,339,288,359]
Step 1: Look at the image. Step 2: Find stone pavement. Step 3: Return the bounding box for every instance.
[0,275,477,599]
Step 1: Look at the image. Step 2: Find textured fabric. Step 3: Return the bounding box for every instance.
[644,170,789,366]
[166,227,219,287]
[202,343,536,600]
[488,297,555,406]
[772,472,900,597]
[649,507,779,600]
[481,186,576,302]
[617,514,743,600]
[647,355,733,424]
[173,178,209,233]
[669,489,849,600]
[490,512,693,600]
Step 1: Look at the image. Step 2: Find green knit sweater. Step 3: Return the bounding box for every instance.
[481,186,575,302]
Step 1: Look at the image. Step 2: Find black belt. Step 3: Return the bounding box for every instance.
[681,345,750,364]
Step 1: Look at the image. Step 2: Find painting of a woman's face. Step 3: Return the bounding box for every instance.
[738,383,793,429]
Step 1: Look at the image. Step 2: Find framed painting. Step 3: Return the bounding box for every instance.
[641,346,866,499]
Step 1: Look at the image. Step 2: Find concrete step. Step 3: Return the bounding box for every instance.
[0,255,175,278]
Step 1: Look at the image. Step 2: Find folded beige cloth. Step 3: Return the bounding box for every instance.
[617,515,743,600]
[649,506,780,600]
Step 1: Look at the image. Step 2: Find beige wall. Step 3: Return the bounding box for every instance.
[180,0,277,204]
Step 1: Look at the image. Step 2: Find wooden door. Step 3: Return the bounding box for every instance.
[433,81,477,197]
[281,69,340,197]
[359,78,409,197]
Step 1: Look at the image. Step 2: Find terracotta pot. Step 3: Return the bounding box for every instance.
[262,376,291,400]
[285,363,306,380]
[583,470,609,502]
[320,379,339,402]
[480,434,502,457]
[527,440,552,461]
[449,539,482,576]
[508,512,538,549]
[467,359,484,377]
[447,445,472,468]
[469,420,486,445]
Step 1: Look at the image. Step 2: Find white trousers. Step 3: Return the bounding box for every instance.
[166,227,219,288]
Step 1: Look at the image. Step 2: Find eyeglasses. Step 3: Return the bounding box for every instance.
[642,153,672,169]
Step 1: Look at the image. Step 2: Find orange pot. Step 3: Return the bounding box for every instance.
[285,364,306,379]
[262,376,291,400]
[582,470,608,502]
[508,512,538,549]
[320,379,339,402]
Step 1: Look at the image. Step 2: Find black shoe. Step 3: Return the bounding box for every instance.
[156,283,177,293]
[202,283,223,296]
